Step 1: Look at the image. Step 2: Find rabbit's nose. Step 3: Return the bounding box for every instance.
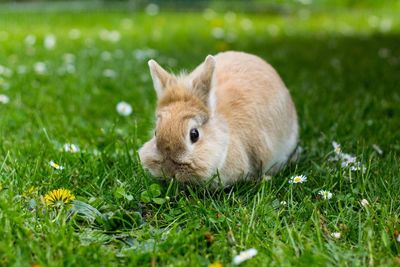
[160,144,172,155]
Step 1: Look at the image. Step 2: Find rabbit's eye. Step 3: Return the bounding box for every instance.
[190,128,199,143]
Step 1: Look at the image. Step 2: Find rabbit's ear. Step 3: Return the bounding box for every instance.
[192,55,216,106]
[148,59,172,99]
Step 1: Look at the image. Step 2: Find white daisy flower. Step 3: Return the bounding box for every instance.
[24,34,36,46]
[380,18,392,32]
[44,34,56,50]
[121,18,133,29]
[378,48,390,58]
[233,248,257,265]
[34,62,47,75]
[341,153,357,164]
[224,11,237,23]
[360,199,369,207]
[240,18,253,31]
[102,69,116,78]
[68,28,81,40]
[289,175,307,184]
[100,51,112,61]
[1,82,10,90]
[262,175,272,181]
[49,160,64,170]
[397,234,400,243]
[318,190,333,200]
[330,141,365,172]
[145,3,160,16]
[0,94,10,104]
[211,27,225,39]
[133,48,157,61]
[63,143,80,153]
[332,141,342,154]
[0,65,12,77]
[280,200,287,205]
[63,53,75,64]
[99,29,120,43]
[331,232,341,239]
[17,65,27,74]
[116,101,133,116]
[64,64,76,74]
[99,29,109,41]
[350,164,366,172]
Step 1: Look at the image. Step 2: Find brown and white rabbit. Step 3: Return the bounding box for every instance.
[139,51,299,186]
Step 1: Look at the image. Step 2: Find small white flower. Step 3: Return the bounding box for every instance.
[233,248,257,265]
[44,34,56,50]
[397,234,400,243]
[350,164,366,172]
[378,48,390,58]
[262,175,272,181]
[64,64,76,74]
[0,65,12,77]
[240,18,253,31]
[63,53,75,64]
[68,28,81,39]
[133,48,157,61]
[49,160,64,170]
[116,101,133,116]
[34,62,47,75]
[102,69,116,78]
[360,199,369,207]
[63,144,80,153]
[100,51,112,61]
[0,94,10,104]
[211,27,225,39]
[318,190,333,200]
[341,153,357,164]
[380,18,392,32]
[99,29,109,40]
[289,175,307,184]
[24,34,36,46]
[99,29,120,43]
[145,3,159,16]
[332,141,342,154]
[330,141,365,172]
[121,18,133,28]
[280,200,287,205]
[1,82,10,90]
[331,232,341,239]
[17,65,27,74]
[224,11,237,23]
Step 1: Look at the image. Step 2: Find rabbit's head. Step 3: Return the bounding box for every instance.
[139,56,229,183]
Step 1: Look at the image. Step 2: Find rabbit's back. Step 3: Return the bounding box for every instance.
[213,51,298,181]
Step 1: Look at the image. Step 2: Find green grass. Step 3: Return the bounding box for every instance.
[1,2,400,266]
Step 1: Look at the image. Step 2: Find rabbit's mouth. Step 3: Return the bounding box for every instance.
[161,158,196,181]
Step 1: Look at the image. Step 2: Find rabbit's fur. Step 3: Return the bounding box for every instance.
[139,51,299,186]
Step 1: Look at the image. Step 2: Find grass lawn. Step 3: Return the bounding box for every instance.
[0,2,400,266]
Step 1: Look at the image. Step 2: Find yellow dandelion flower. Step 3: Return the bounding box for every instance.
[209,262,223,267]
[44,188,75,207]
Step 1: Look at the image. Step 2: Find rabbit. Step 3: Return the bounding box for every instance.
[138,51,299,186]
